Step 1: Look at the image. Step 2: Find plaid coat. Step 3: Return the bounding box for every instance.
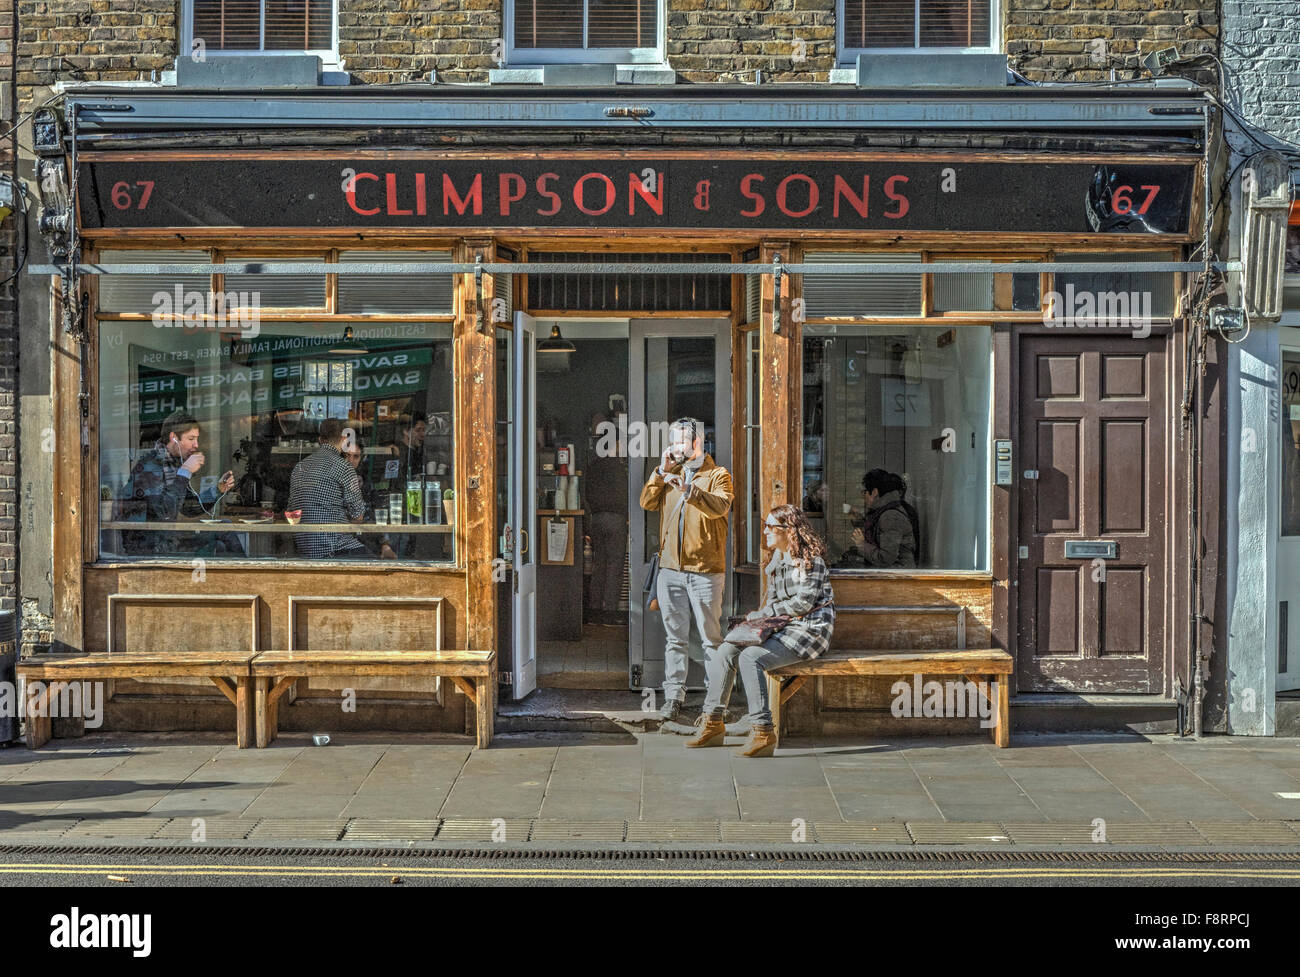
[756,552,836,659]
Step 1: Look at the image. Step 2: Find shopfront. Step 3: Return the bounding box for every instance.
[38,83,1212,735]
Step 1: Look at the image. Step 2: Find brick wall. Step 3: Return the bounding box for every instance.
[1221,1,1300,153]
[14,0,1223,105]
[1006,0,1218,84]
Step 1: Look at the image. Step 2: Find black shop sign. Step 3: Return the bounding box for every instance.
[78,157,1195,234]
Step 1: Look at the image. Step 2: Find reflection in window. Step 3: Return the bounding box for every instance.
[1282,352,1300,537]
[802,325,990,570]
[98,320,455,563]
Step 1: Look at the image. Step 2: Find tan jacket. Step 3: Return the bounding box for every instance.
[639,453,733,574]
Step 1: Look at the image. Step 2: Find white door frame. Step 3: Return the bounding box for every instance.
[510,311,539,699]
[627,318,733,692]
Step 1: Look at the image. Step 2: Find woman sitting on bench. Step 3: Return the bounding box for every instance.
[686,503,836,757]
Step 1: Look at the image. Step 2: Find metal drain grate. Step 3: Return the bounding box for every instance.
[1,844,1298,863]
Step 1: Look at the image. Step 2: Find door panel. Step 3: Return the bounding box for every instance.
[1017,335,1166,693]
[510,312,538,700]
[628,319,732,692]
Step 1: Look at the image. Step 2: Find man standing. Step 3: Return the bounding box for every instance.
[639,417,733,721]
[288,419,368,559]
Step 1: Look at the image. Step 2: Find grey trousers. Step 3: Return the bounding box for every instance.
[703,636,804,726]
[656,567,725,703]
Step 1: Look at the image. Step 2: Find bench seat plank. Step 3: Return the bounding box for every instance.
[17,653,258,748]
[765,647,1013,748]
[768,648,1011,677]
[18,651,260,679]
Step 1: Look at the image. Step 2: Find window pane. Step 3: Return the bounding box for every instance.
[588,0,657,48]
[803,325,990,571]
[801,252,923,317]
[98,249,212,314]
[930,261,1043,313]
[1283,352,1300,537]
[336,251,455,315]
[222,258,326,309]
[514,0,584,48]
[842,0,916,49]
[263,0,333,50]
[192,0,261,50]
[98,320,455,564]
[920,0,991,47]
[1054,252,1176,319]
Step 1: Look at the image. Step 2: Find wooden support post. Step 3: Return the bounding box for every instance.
[457,239,499,734]
[758,241,799,517]
[51,277,85,656]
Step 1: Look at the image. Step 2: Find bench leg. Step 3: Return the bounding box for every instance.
[767,673,783,749]
[255,677,271,748]
[236,676,251,749]
[475,675,493,749]
[993,674,1010,748]
[24,684,51,749]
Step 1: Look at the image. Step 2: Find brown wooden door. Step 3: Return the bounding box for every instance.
[1017,335,1166,693]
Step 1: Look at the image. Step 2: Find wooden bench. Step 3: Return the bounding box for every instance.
[249,649,496,749]
[766,648,1015,748]
[16,651,260,749]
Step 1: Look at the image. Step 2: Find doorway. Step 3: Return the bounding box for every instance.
[506,314,732,700]
[1016,334,1168,693]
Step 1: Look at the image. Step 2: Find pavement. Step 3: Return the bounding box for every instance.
[2,727,1300,851]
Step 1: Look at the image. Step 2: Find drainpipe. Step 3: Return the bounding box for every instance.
[1190,103,1213,739]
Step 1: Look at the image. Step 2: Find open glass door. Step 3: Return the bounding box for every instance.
[511,311,538,699]
[628,318,733,692]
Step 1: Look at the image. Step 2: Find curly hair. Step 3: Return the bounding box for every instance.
[765,502,827,570]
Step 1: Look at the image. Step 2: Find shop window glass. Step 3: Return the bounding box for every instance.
[931,260,1041,313]
[802,324,990,571]
[190,0,333,53]
[221,256,327,309]
[336,251,455,315]
[1053,252,1176,319]
[97,250,212,313]
[840,0,995,52]
[97,319,455,564]
[801,252,923,318]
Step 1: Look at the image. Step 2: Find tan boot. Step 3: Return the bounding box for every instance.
[685,714,728,748]
[738,724,777,758]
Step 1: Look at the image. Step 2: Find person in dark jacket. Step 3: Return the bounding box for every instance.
[118,409,241,556]
[839,469,919,569]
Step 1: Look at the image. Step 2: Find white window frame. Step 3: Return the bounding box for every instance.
[836,0,1001,61]
[505,0,666,65]
[182,0,340,66]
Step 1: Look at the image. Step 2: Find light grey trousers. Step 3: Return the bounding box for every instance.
[702,636,804,726]
[656,567,725,703]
